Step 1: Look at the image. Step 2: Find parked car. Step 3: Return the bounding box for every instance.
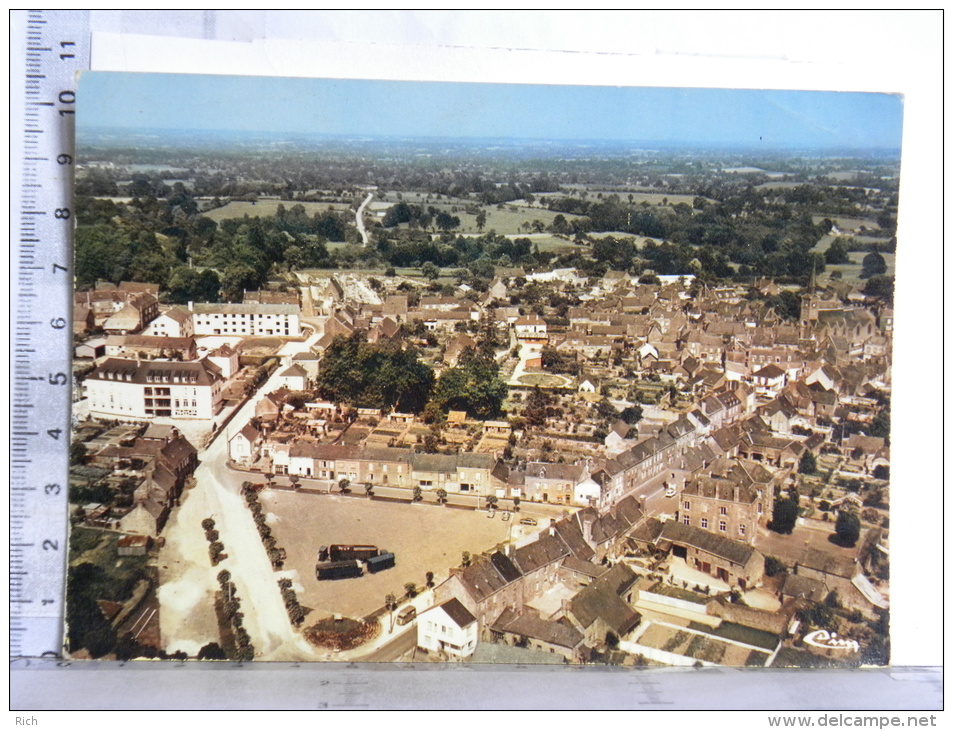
[519,517,538,526]
[396,606,416,625]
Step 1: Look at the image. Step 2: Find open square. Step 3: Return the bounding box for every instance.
[260,490,511,620]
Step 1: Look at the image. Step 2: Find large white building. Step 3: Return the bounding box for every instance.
[188,302,301,337]
[85,358,224,420]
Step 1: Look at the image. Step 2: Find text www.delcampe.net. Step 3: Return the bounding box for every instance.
[768,716,937,728]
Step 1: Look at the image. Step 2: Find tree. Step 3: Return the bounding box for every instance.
[338,478,351,493]
[316,331,435,413]
[289,475,301,489]
[70,441,88,466]
[364,482,374,497]
[198,642,227,660]
[486,495,498,511]
[429,347,507,420]
[475,210,487,232]
[404,582,418,598]
[425,571,435,588]
[769,494,799,535]
[421,261,440,280]
[412,486,423,502]
[764,556,787,577]
[834,510,861,547]
[824,238,851,265]
[799,451,818,475]
[863,275,894,302]
[619,405,643,425]
[435,488,448,504]
[461,551,472,567]
[860,251,887,279]
[512,496,521,513]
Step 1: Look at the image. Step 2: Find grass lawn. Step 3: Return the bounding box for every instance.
[203,199,346,223]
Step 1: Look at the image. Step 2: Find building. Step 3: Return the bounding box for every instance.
[147,307,194,338]
[656,519,765,590]
[514,315,548,342]
[188,302,301,337]
[104,334,197,361]
[678,474,769,545]
[417,598,479,658]
[85,358,224,420]
[102,293,159,335]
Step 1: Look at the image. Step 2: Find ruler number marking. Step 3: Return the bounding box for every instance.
[42,539,59,552]
[60,40,75,60]
[58,89,75,116]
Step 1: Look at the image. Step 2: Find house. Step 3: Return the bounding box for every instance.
[750,364,787,397]
[273,363,309,392]
[147,307,194,339]
[523,462,587,505]
[104,334,197,361]
[514,315,548,342]
[100,427,198,535]
[229,422,262,466]
[678,475,769,545]
[417,598,479,659]
[74,304,95,335]
[205,343,241,379]
[103,293,159,335]
[565,563,641,645]
[655,519,765,590]
[85,358,224,420]
[489,607,584,662]
[117,535,150,556]
[75,337,107,360]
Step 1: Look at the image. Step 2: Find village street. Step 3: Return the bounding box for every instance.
[157,323,326,660]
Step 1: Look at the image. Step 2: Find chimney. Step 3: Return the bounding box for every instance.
[188,301,193,312]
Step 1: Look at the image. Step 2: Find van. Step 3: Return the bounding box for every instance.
[396,606,416,625]
[519,517,538,526]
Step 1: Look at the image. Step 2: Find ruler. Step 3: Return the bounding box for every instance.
[10,9,91,659]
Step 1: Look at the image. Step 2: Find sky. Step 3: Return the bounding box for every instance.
[77,71,903,150]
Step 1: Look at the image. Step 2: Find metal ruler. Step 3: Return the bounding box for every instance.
[10,9,91,659]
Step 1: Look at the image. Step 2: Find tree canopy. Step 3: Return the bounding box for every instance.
[430,347,507,420]
[315,331,434,413]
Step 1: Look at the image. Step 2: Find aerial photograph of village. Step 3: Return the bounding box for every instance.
[66,73,899,668]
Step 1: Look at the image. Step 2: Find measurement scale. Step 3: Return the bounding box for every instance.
[10,9,91,659]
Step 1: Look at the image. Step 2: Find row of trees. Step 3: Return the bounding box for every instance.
[202,517,226,565]
[241,482,286,569]
[217,569,255,662]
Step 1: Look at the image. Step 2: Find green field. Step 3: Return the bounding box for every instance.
[202,199,348,222]
[811,215,882,232]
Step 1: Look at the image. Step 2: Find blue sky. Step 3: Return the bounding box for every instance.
[77,72,903,149]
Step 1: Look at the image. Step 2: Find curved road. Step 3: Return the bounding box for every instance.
[356,192,373,246]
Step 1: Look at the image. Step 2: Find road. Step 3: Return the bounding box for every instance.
[158,328,327,660]
[361,625,418,662]
[355,192,373,246]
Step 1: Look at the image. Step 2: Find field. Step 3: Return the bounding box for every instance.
[259,490,511,621]
[202,199,348,222]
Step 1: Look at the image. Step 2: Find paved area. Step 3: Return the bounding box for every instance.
[259,490,510,621]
